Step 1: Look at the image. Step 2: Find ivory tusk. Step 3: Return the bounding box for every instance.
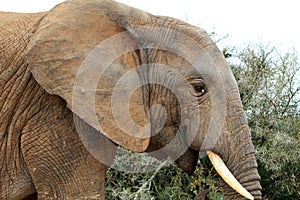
[206,150,254,200]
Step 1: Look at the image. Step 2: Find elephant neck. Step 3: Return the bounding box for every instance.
[0,12,46,169]
[1,13,41,121]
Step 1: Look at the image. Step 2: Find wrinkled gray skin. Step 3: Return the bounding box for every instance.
[0,0,262,199]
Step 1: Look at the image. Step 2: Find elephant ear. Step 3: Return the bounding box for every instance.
[26,0,152,152]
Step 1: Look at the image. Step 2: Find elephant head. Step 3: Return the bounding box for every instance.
[25,0,262,199]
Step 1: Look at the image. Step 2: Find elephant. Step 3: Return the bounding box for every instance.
[0,0,262,199]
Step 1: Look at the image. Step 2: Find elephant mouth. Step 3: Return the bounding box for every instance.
[207,150,254,200]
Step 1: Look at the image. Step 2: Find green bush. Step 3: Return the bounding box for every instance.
[230,45,300,199]
[105,148,222,199]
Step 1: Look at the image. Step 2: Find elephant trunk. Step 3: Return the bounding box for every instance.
[213,89,262,200]
[220,129,262,199]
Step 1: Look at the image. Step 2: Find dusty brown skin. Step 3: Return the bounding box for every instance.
[0,0,262,199]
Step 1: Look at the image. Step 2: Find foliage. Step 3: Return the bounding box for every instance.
[105,148,222,199]
[105,44,300,200]
[230,45,300,199]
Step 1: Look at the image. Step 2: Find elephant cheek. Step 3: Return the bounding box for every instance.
[190,104,211,151]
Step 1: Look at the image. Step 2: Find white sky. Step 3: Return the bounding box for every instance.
[1,0,300,53]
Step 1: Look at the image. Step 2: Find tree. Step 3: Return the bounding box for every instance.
[230,44,300,199]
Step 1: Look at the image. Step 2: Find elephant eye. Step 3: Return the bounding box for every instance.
[193,84,207,97]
